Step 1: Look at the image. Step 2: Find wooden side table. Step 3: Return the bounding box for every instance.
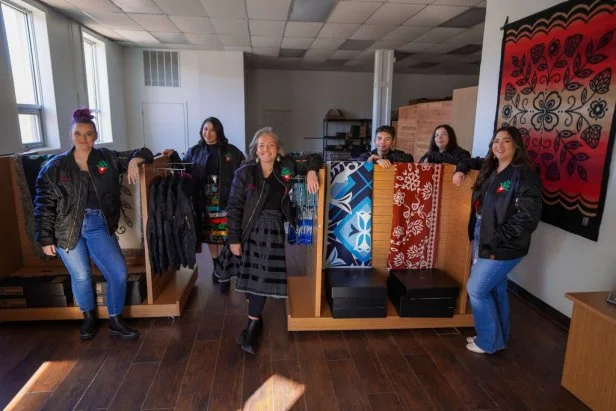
[562,292,616,411]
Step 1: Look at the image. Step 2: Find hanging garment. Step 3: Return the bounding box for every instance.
[165,175,181,271]
[175,175,197,269]
[387,163,443,270]
[146,176,161,274]
[326,161,373,267]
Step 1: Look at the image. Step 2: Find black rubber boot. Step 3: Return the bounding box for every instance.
[220,281,230,295]
[108,315,139,340]
[238,318,263,355]
[80,310,97,340]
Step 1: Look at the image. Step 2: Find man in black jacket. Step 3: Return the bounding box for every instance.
[359,125,414,167]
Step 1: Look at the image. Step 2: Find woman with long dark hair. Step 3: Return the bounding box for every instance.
[420,124,472,185]
[164,117,245,293]
[465,126,542,354]
[35,108,154,340]
[216,127,322,355]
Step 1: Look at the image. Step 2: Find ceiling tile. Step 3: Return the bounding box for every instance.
[279,48,306,58]
[433,0,480,6]
[366,3,425,25]
[200,0,247,18]
[399,41,437,52]
[184,33,222,48]
[210,18,249,35]
[169,16,215,33]
[224,46,252,51]
[114,29,160,43]
[39,0,75,11]
[383,26,424,41]
[284,22,323,37]
[310,37,346,50]
[63,0,121,12]
[61,9,96,24]
[339,39,374,50]
[329,50,361,59]
[219,34,251,47]
[246,0,292,20]
[413,27,466,43]
[251,36,282,48]
[350,25,395,40]
[85,12,143,30]
[444,27,483,44]
[403,5,468,27]
[153,32,189,44]
[252,47,279,56]
[281,37,314,49]
[112,0,162,14]
[84,23,124,40]
[440,7,485,28]
[325,59,350,66]
[327,1,382,24]
[317,23,360,39]
[288,0,335,22]
[369,39,406,49]
[129,14,180,32]
[304,48,332,61]
[249,20,286,37]
[425,42,466,53]
[476,1,486,7]
[153,0,207,17]
[446,43,482,54]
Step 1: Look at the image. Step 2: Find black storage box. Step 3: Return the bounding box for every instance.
[0,296,27,308]
[96,293,144,306]
[25,295,71,308]
[0,277,26,296]
[0,275,71,297]
[94,273,146,299]
[326,268,387,319]
[388,269,460,318]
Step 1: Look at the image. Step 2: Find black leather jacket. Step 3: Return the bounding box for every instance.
[226,154,323,245]
[34,147,154,251]
[359,149,414,163]
[171,139,245,209]
[468,165,542,260]
[419,146,472,173]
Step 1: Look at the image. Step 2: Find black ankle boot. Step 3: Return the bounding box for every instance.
[108,315,139,340]
[80,310,97,340]
[220,281,230,295]
[239,318,263,355]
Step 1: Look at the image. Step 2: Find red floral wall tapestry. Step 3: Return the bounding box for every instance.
[494,0,616,241]
[387,163,442,270]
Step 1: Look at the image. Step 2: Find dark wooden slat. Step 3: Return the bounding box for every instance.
[134,318,174,363]
[142,308,203,409]
[439,333,532,411]
[295,331,340,411]
[207,314,246,411]
[390,329,426,356]
[175,340,219,410]
[7,392,50,411]
[405,354,467,410]
[367,393,404,411]
[272,360,307,411]
[343,331,392,395]
[319,331,350,360]
[411,329,498,410]
[365,331,435,410]
[242,335,273,410]
[107,362,159,411]
[41,347,108,411]
[76,320,152,410]
[327,359,371,411]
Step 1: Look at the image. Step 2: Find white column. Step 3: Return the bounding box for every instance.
[371,49,394,146]
[0,5,22,155]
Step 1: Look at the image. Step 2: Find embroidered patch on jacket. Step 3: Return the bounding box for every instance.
[496,180,511,193]
[97,160,110,175]
[281,167,293,182]
[224,153,232,162]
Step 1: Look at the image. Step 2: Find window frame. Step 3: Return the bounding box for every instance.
[2,0,45,149]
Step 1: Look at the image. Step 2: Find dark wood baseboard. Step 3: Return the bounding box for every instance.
[508,280,571,331]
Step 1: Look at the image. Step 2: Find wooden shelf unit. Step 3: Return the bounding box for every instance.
[286,165,476,331]
[0,155,197,321]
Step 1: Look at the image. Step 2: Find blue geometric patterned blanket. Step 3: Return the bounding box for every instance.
[326,161,373,267]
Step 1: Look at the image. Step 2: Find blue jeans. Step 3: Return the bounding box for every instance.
[56,209,127,316]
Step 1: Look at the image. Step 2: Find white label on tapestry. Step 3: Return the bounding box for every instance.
[582,217,589,226]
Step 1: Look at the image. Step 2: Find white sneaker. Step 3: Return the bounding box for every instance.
[466,342,486,354]
[466,336,476,343]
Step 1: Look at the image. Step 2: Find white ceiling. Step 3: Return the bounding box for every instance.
[40,0,486,74]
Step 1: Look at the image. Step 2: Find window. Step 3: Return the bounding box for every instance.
[1,0,44,147]
[82,31,112,143]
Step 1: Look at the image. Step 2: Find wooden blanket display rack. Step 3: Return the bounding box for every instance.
[286,164,476,331]
[0,155,197,321]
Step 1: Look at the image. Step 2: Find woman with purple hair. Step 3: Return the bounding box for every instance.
[34,108,154,341]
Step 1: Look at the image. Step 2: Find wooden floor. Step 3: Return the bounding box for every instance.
[0,252,588,410]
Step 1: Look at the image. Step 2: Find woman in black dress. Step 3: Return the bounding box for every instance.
[218,127,322,355]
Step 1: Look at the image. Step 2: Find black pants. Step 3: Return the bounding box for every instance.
[248,294,266,317]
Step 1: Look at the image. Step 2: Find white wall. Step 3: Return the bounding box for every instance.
[124,49,246,155]
[245,69,478,153]
[473,0,616,317]
[0,1,128,153]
